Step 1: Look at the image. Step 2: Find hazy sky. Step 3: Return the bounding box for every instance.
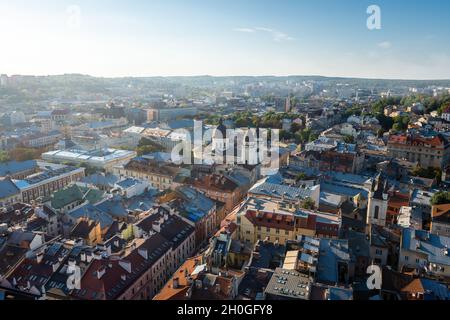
[1,0,450,79]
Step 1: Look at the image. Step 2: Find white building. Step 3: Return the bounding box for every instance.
[113,178,150,199]
[42,148,136,172]
[10,111,26,125]
[399,228,450,278]
[367,175,389,228]
[442,112,450,122]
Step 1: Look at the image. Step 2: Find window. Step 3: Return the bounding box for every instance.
[374,206,380,219]
[404,256,409,261]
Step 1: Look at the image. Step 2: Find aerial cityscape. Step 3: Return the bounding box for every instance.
[1,0,450,305]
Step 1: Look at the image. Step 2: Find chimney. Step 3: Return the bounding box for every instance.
[164,213,169,221]
[119,260,132,274]
[80,252,86,262]
[93,251,102,260]
[36,252,44,264]
[173,277,180,289]
[52,262,60,272]
[138,248,149,260]
[86,252,93,263]
[97,267,106,279]
[152,222,161,233]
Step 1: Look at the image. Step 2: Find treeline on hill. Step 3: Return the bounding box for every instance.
[346,94,450,134]
[229,111,316,144]
[0,146,49,163]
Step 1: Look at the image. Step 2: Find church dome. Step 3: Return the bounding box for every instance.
[215,118,227,139]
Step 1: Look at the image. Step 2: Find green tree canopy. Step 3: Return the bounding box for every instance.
[431,192,450,206]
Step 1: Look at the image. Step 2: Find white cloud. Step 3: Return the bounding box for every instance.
[234,27,294,42]
[233,28,256,33]
[377,41,392,49]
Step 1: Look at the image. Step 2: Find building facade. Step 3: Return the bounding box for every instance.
[387,133,450,169]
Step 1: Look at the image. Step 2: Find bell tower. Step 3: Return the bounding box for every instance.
[367,174,389,227]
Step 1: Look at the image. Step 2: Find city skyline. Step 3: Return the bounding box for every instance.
[1,0,450,79]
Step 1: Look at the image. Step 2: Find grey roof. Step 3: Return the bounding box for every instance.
[320,182,368,199]
[95,198,128,218]
[226,171,251,188]
[317,239,351,284]
[410,189,435,207]
[320,192,343,208]
[249,241,286,270]
[0,179,20,199]
[116,178,141,189]
[264,268,312,300]
[7,231,38,246]
[68,204,114,228]
[249,179,313,201]
[82,173,119,187]
[160,119,195,130]
[347,230,370,258]
[0,160,37,177]
[329,287,353,300]
[402,228,450,266]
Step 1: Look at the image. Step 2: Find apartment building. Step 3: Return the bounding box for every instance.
[22,130,62,148]
[236,197,341,245]
[114,157,189,190]
[12,163,85,203]
[387,133,450,169]
[399,228,450,278]
[191,174,244,213]
[42,148,136,172]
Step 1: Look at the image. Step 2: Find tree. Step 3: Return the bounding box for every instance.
[8,147,41,162]
[77,162,99,176]
[376,114,394,131]
[343,135,355,144]
[295,129,315,145]
[279,130,293,141]
[301,197,316,210]
[137,145,160,156]
[290,122,302,134]
[431,192,450,205]
[411,166,442,183]
[137,138,164,156]
[392,123,403,132]
[0,150,10,163]
[296,172,307,181]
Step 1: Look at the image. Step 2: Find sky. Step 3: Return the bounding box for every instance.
[1,0,450,79]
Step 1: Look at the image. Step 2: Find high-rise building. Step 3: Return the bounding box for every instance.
[285,96,291,113]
